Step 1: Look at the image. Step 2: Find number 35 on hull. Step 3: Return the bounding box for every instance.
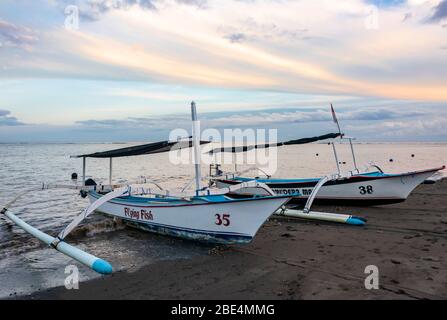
[88,191,290,245]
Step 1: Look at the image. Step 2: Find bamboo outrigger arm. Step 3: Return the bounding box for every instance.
[56,187,130,241]
[302,175,330,213]
[275,175,366,226]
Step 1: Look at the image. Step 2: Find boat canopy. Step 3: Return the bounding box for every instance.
[74,139,211,158]
[208,132,341,154]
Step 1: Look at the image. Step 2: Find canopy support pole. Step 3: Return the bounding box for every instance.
[348,138,359,173]
[82,157,86,186]
[233,152,238,173]
[331,142,341,176]
[109,158,113,185]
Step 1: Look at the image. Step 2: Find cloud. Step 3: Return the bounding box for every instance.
[402,12,413,22]
[73,106,430,129]
[47,3,447,100]
[224,33,247,43]
[346,117,447,137]
[75,114,187,128]
[175,0,207,8]
[54,0,206,22]
[2,0,447,102]
[0,20,38,49]
[340,108,425,121]
[2,103,446,142]
[54,0,157,21]
[427,0,447,22]
[0,110,25,126]
[218,17,310,44]
[204,107,428,127]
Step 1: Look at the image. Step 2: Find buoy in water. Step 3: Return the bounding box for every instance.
[389,159,394,162]
[411,154,415,158]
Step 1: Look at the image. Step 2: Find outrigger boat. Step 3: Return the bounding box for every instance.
[213,166,445,206]
[211,105,445,206]
[2,102,323,275]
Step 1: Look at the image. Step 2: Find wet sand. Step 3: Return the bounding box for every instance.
[23,179,447,300]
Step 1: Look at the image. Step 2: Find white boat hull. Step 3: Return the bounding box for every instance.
[88,192,289,244]
[215,167,444,206]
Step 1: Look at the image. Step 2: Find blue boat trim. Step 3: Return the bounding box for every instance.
[231,171,388,184]
[352,215,368,222]
[346,217,366,226]
[223,167,445,188]
[89,191,290,208]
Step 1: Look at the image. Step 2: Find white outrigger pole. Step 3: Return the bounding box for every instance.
[1,184,114,274]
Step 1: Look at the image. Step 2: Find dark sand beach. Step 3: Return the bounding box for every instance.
[23,179,447,300]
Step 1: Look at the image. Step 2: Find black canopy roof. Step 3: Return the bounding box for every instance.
[208,133,341,154]
[74,139,211,158]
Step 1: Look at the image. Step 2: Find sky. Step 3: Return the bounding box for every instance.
[0,0,447,142]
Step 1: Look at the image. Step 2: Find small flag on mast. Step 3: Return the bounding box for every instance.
[330,104,342,137]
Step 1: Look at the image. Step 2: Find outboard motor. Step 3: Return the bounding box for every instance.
[80,178,97,198]
[209,164,223,177]
[85,178,97,186]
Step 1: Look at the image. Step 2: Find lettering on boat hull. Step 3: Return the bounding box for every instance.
[124,207,154,221]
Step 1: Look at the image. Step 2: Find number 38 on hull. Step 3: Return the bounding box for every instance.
[88,191,290,244]
[215,167,444,206]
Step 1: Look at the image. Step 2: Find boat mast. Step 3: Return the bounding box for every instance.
[191,101,202,194]
[109,158,113,185]
[82,157,86,186]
